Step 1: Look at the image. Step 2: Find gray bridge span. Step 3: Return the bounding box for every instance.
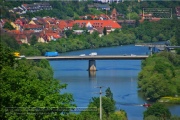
[26,55,148,71]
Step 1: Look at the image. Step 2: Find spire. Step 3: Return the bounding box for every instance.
[111,8,117,21]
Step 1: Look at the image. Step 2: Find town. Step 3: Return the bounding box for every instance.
[1,1,179,45]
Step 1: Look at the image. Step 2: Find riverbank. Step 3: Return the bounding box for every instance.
[158,96,180,104]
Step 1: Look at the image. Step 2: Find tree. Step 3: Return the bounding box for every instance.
[0,45,75,119]
[105,87,113,101]
[143,103,171,120]
[103,27,107,35]
[3,22,15,30]
[30,35,37,45]
[0,34,20,50]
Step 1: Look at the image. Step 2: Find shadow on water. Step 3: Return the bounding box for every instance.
[116,102,144,107]
[120,93,137,99]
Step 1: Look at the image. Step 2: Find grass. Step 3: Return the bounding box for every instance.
[158,96,180,104]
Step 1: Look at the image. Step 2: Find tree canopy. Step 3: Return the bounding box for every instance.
[143,103,171,120]
[0,43,75,119]
[138,52,180,101]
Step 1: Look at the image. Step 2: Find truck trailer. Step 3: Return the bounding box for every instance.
[45,52,59,57]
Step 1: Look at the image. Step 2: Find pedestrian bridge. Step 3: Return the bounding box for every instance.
[25,55,148,71]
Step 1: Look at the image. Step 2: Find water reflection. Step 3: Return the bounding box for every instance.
[89,70,96,78]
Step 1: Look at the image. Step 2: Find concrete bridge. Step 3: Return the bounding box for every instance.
[135,43,166,51]
[135,43,180,55]
[25,55,148,71]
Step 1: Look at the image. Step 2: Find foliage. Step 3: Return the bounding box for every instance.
[0,45,75,119]
[105,87,114,101]
[3,22,15,30]
[0,34,20,50]
[158,97,180,104]
[30,35,37,45]
[143,103,171,120]
[90,96,115,116]
[138,52,180,101]
[78,90,126,120]
[0,42,16,71]
[103,27,107,35]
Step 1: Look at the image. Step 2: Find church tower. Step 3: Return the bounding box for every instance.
[111,8,117,21]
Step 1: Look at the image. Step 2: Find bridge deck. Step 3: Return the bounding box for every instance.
[25,55,149,60]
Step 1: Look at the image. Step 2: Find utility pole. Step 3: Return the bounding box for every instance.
[95,86,104,120]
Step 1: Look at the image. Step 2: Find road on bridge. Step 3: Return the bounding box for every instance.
[25,55,149,60]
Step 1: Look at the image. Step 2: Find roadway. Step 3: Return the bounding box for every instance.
[25,55,149,61]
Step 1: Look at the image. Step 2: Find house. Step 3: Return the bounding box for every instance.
[94,27,104,37]
[23,24,43,32]
[38,30,61,42]
[93,0,121,3]
[99,14,110,20]
[96,4,110,10]
[176,6,180,19]
[14,18,28,30]
[8,30,28,44]
[21,2,52,13]
[9,7,26,14]
[45,32,61,41]
[56,20,74,30]
[74,20,121,31]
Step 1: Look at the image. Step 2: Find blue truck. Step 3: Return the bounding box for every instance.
[45,52,59,57]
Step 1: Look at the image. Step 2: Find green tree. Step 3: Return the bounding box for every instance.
[30,35,37,45]
[3,22,15,30]
[138,52,180,101]
[103,27,107,35]
[105,87,114,101]
[0,34,20,50]
[143,103,171,120]
[90,96,115,117]
[0,45,75,119]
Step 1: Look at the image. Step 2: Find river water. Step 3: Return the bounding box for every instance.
[50,44,180,120]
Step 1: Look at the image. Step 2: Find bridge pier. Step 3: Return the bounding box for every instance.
[88,60,96,71]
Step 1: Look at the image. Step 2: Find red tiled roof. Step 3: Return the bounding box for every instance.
[57,20,67,29]
[24,24,43,29]
[74,20,121,29]
[45,33,61,39]
[66,20,74,27]
[9,30,22,34]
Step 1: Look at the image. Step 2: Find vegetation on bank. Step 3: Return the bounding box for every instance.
[138,52,180,102]
[158,96,180,104]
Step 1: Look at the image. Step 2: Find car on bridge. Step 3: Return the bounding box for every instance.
[79,54,86,56]
[130,54,136,56]
[89,52,97,56]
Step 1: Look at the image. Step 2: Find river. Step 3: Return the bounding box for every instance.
[50,44,180,120]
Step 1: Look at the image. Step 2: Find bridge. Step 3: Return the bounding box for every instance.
[25,55,148,71]
[135,43,180,55]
